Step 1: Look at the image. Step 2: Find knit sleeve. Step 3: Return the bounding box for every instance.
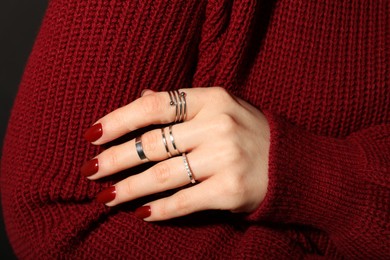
[247,111,390,259]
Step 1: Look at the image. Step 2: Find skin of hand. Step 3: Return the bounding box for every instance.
[83,87,270,221]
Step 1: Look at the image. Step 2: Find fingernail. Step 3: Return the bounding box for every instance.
[135,206,151,219]
[84,123,103,142]
[80,158,99,177]
[140,89,150,97]
[141,89,156,97]
[96,186,116,204]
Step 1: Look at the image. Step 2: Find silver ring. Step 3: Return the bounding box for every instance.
[168,91,175,106]
[175,90,183,122]
[168,91,178,123]
[182,153,196,184]
[161,128,172,158]
[179,91,187,122]
[169,125,180,155]
[168,90,187,123]
[168,90,179,123]
[135,136,148,161]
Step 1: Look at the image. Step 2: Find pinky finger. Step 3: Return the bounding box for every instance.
[135,180,219,221]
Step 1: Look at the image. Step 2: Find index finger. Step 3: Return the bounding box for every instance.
[85,88,205,145]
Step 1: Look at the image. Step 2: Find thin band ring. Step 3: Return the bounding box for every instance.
[161,128,172,158]
[182,153,196,184]
[168,91,175,106]
[169,125,180,155]
[179,91,187,122]
[168,91,178,122]
[175,90,187,122]
[135,136,149,161]
[169,90,179,123]
[175,90,183,122]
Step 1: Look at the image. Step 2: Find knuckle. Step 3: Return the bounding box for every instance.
[142,131,159,154]
[214,114,237,135]
[223,145,243,165]
[124,180,134,197]
[105,148,119,168]
[209,86,228,98]
[214,178,243,210]
[210,87,234,104]
[223,174,246,200]
[158,200,169,219]
[112,111,129,130]
[141,94,164,115]
[173,191,191,214]
[150,163,171,185]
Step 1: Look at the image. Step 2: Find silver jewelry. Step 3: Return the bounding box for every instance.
[161,128,172,158]
[168,91,178,122]
[175,90,183,122]
[135,136,148,161]
[179,91,187,122]
[168,90,187,123]
[169,125,180,155]
[182,153,196,184]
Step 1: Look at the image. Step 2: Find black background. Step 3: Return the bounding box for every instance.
[0,0,47,258]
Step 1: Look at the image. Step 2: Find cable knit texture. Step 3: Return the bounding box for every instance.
[1,0,389,259]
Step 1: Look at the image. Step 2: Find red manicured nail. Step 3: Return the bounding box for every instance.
[96,186,116,204]
[84,123,103,142]
[80,158,99,177]
[135,206,151,219]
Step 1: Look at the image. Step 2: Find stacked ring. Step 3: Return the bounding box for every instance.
[168,90,187,123]
[169,125,180,155]
[137,89,196,184]
[161,128,172,158]
[160,125,180,158]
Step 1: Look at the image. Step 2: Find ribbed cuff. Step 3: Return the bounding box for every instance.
[246,111,364,231]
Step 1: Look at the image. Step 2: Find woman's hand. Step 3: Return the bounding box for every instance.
[81,87,270,221]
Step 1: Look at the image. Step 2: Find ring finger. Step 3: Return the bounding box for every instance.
[97,148,214,206]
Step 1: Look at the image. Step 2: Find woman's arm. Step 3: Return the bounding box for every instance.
[248,112,390,258]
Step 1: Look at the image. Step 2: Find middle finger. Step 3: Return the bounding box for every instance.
[83,120,205,180]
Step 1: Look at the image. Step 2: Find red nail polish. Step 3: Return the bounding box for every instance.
[80,158,99,177]
[84,123,103,142]
[96,186,116,204]
[135,206,151,219]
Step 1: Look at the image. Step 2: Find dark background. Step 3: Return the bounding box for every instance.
[0,0,47,258]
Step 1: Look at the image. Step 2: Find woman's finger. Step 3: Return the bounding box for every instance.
[82,119,207,179]
[96,150,214,206]
[86,88,207,145]
[140,89,155,97]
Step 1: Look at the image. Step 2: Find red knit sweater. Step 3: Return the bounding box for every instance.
[1,0,389,259]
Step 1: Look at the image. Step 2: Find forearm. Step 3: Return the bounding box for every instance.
[248,111,390,258]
